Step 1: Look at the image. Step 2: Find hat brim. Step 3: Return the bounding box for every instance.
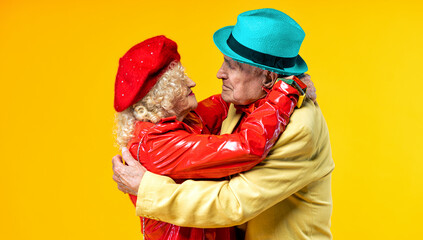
[213,26,308,75]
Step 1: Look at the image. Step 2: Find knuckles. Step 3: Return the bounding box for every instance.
[117,184,125,192]
[113,165,121,174]
[112,174,120,183]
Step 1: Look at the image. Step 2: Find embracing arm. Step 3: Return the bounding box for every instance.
[135,100,333,227]
[129,81,299,179]
[193,74,315,134]
[193,94,229,135]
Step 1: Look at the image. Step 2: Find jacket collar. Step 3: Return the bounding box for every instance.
[234,97,266,115]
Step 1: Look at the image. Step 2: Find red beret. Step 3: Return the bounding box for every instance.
[114,35,181,112]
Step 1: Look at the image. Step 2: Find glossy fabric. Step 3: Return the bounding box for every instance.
[136,99,334,240]
[127,81,299,240]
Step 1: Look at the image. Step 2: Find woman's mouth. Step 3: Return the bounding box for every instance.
[189,91,195,96]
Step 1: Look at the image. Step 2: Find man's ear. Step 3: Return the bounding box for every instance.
[262,71,278,89]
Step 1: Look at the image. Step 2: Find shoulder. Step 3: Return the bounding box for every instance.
[132,120,155,135]
[269,99,330,158]
[128,117,195,149]
[132,117,189,135]
[288,99,327,137]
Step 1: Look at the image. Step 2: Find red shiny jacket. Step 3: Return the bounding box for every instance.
[127,81,299,240]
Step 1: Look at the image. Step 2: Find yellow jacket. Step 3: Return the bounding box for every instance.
[136,99,334,239]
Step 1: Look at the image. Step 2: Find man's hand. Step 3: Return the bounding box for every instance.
[299,74,317,103]
[112,147,147,196]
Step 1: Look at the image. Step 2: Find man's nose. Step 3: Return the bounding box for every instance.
[216,65,226,80]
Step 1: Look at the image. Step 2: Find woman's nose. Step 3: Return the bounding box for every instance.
[187,78,196,88]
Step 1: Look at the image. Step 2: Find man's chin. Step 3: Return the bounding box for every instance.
[221,95,244,106]
[221,93,232,104]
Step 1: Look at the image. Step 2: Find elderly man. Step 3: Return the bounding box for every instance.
[113,8,334,240]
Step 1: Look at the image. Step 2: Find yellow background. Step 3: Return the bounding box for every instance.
[1,0,422,239]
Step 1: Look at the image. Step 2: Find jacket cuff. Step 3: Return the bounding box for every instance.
[135,171,175,220]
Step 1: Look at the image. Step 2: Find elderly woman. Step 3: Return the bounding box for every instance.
[114,36,299,240]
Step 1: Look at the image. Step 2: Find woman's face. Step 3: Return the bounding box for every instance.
[174,76,198,121]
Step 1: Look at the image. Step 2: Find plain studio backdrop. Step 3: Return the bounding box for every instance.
[0,0,422,239]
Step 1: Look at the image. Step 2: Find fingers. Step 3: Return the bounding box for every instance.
[112,155,126,185]
[112,155,123,167]
[122,147,137,166]
[307,90,317,103]
[117,182,138,195]
[113,167,131,194]
[300,74,317,103]
[112,155,123,171]
[112,173,121,183]
[112,150,143,196]
[301,74,312,88]
[301,73,311,82]
[117,182,128,194]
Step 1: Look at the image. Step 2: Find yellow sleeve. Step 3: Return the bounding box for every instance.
[136,100,333,228]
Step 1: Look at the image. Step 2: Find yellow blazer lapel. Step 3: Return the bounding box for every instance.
[221,104,242,135]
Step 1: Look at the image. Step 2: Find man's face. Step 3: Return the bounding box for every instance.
[216,56,267,105]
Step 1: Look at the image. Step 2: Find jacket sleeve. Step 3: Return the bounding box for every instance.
[194,94,229,135]
[135,100,333,228]
[129,81,299,179]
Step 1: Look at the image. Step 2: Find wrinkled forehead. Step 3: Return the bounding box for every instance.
[223,55,265,76]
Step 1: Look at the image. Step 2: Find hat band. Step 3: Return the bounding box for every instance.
[227,33,297,70]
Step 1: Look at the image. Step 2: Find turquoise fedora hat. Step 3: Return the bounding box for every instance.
[213,8,308,75]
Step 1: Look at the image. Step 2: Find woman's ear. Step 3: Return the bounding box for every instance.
[262,71,278,89]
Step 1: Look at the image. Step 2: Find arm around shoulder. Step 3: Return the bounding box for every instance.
[135,100,333,228]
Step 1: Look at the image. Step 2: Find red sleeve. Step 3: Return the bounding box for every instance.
[128,81,299,180]
[193,94,229,134]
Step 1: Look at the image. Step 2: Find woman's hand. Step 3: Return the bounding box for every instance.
[112,147,147,196]
[278,74,317,103]
[299,74,317,103]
